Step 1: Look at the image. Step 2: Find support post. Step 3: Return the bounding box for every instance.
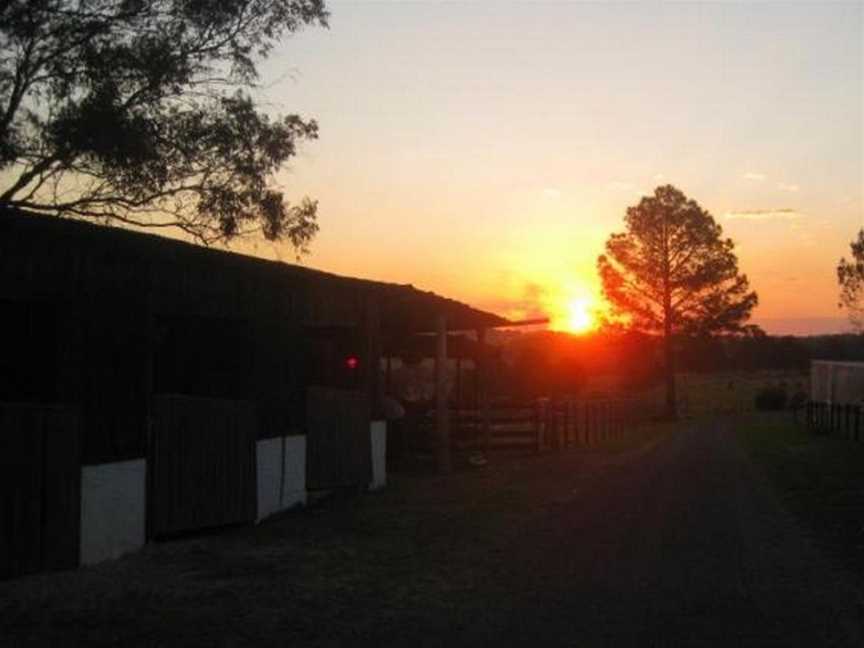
[455,357,463,410]
[856,405,861,441]
[477,328,491,455]
[385,355,392,394]
[435,314,451,473]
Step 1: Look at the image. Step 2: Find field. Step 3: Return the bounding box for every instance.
[582,370,808,419]
[633,370,809,418]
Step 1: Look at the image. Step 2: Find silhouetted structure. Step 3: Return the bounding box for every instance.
[0,209,509,579]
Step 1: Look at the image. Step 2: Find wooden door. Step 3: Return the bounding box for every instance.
[0,405,80,579]
[149,396,256,538]
[306,387,371,490]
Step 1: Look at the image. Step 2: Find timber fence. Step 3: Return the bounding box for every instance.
[448,397,646,453]
[805,401,864,441]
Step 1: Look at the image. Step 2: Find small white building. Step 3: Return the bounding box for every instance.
[811,360,864,405]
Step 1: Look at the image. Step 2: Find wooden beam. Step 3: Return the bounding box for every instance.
[477,327,491,454]
[385,355,392,394]
[455,357,462,407]
[435,314,451,473]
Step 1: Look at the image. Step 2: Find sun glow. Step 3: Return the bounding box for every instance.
[566,297,596,334]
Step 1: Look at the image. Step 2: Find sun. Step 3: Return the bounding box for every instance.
[566,298,595,334]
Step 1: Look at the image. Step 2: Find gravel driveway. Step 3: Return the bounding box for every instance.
[2,421,863,646]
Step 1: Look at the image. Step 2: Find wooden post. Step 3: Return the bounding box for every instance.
[556,401,563,448]
[567,399,574,446]
[535,398,547,453]
[575,401,581,445]
[385,355,392,394]
[856,406,861,441]
[845,404,851,439]
[603,402,609,442]
[364,295,383,416]
[477,328,491,454]
[586,402,592,446]
[583,402,588,445]
[455,357,462,409]
[435,314,451,473]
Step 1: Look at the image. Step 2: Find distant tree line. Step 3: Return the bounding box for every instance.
[493,330,863,402]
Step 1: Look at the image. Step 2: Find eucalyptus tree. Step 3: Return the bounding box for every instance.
[1,0,327,247]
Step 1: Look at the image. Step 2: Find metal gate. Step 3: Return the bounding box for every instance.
[148,396,257,538]
[0,405,80,579]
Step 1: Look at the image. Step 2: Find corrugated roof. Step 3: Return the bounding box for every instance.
[1,208,512,332]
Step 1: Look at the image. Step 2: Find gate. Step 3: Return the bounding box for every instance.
[149,396,257,538]
[306,387,371,490]
[0,405,80,579]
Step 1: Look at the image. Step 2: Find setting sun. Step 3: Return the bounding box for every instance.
[566,298,595,334]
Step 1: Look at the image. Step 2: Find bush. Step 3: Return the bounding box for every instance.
[788,391,808,410]
[754,385,788,411]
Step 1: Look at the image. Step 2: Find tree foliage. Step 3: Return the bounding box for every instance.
[0,0,328,246]
[837,229,864,330]
[597,185,758,416]
[598,185,758,336]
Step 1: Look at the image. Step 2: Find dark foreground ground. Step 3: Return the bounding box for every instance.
[3,418,864,647]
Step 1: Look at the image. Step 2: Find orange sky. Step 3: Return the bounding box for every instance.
[237,2,863,336]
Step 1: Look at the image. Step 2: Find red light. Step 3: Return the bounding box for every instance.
[345,356,359,370]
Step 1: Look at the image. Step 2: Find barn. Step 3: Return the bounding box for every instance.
[0,209,510,579]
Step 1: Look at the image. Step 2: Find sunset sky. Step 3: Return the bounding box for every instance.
[245,1,862,335]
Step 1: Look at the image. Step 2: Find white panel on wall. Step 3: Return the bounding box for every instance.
[80,459,147,566]
[257,437,283,520]
[256,435,307,522]
[282,435,307,508]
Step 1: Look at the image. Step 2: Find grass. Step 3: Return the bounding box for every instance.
[586,370,808,420]
[675,370,808,417]
[737,411,864,579]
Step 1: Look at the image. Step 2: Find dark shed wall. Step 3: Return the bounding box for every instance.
[0,214,378,463]
[0,220,153,463]
[1,212,507,465]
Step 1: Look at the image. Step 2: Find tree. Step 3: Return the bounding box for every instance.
[597,185,758,418]
[837,229,864,331]
[0,0,328,247]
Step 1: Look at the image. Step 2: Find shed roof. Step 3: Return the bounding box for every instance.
[0,208,512,332]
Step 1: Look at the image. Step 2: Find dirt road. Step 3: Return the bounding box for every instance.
[469,421,864,647]
[2,421,863,646]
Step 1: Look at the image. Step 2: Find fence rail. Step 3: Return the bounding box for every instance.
[805,401,864,440]
[411,397,646,457]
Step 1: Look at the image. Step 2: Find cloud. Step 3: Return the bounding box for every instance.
[723,208,801,221]
[541,187,561,200]
[653,173,665,181]
[485,282,549,322]
[777,182,800,193]
[742,172,766,181]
